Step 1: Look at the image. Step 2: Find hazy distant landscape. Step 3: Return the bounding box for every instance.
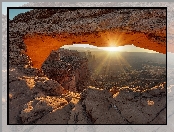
[63,47,166,91]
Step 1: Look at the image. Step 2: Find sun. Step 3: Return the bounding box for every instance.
[104,47,121,52]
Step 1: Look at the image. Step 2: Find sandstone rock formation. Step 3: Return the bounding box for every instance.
[8,8,166,124]
[8,61,166,124]
[81,86,166,124]
[9,79,166,124]
[41,48,90,92]
[9,8,166,69]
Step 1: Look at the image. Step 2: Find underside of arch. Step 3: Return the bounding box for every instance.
[24,28,166,69]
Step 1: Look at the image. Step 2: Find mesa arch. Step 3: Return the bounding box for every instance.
[24,28,166,69]
[10,8,167,69]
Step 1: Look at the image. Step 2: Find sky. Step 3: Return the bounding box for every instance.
[9,9,32,20]
[62,44,159,53]
[3,3,162,53]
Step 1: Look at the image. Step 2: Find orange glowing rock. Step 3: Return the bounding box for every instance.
[24,29,166,69]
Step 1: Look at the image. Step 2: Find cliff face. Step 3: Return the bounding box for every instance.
[9,8,167,69]
[41,48,90,92]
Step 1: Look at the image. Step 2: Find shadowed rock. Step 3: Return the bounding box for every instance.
[41,48,89,92]
[34,79,67,96]
[80,86,166,124]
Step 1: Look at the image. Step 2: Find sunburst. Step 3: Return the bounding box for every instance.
[102,46,122,52]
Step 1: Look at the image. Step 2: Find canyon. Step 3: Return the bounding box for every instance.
[8,8,166,124]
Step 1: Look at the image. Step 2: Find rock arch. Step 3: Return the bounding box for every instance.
[9,8,167,69]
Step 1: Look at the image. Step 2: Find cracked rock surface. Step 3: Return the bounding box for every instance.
[9,65,166,124]
[81,87,166,124]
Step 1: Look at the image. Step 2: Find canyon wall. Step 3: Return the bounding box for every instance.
[41,48,90,92]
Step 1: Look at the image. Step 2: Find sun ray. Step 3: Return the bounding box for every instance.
[91,52,110,78]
